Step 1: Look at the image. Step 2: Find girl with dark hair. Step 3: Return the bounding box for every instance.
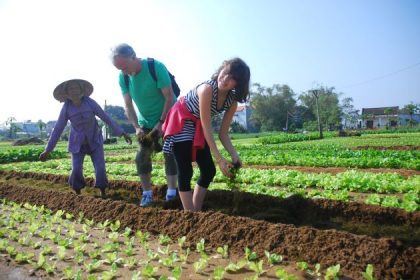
[162,58,251,211]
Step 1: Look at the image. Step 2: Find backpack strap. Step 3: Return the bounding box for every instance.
[124,74,130,90]
[147,57,157,82]
[147,57,180,97]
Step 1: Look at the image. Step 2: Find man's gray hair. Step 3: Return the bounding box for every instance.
[111,43,136,59]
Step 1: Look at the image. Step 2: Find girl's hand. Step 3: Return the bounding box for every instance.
[39,151,49,162]
[232,157,242,169]
[217,157,233,177]
[122,133,132,145]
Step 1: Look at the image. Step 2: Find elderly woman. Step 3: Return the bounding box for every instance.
[39,79,132,197]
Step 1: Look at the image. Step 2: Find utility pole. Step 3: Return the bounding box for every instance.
[310,89,323,139]
[285,111,294,132]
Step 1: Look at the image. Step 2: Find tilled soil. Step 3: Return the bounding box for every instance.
[0,171,419,279]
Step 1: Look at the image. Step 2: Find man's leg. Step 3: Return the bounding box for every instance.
[139,173,152,191]
[136,140,154,206]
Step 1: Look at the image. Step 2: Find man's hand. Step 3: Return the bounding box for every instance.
[150,122,163,138]
[135,127,145,142]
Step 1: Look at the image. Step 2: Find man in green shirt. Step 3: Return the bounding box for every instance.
[111,43,177,207]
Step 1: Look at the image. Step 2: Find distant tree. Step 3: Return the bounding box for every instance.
[250,83,297,131]
[302,120,319,131]
[230,121,246,133]
[291,105,315,130]
[340,97,359,129]
[400,103,419,127]
[5,117,17,138]
[383,107,397,128]
[361,113,375,129]
[211,114,223,132]
[104,105,135,134]
[383,107,393,119]
[37,119,46,138]
[299,86,342,131]
[105,105,127,120]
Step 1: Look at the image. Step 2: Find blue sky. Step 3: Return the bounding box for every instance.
[0,0,419,123]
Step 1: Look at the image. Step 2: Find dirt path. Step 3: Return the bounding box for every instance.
[0,262,41,280]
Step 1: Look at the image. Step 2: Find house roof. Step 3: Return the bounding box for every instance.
[361,106,399,116]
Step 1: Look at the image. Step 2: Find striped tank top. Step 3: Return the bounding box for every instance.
[163,80,236,154]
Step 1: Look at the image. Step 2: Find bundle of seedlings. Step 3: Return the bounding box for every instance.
[137,130,163,153]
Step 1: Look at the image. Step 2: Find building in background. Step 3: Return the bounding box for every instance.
[232,104,257,132]
[361,107,399,129]
[399,113,420,126]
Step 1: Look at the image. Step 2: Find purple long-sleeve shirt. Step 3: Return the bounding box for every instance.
[46,96,124,153]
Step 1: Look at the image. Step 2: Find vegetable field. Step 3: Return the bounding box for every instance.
[0,132,419,279]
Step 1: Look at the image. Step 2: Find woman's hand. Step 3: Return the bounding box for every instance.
[122,133,132,145]
[217,157,234,177]
[39,151,49,162]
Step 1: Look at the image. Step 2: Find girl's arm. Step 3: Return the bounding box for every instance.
[197,84,232,177]
[219,101,241,166]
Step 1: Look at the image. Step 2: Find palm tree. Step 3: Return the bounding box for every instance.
[37,119,46,138]
[5,117,17,138]
[361,113,374,129]
[383,107,394,128]
[401,103,419,127]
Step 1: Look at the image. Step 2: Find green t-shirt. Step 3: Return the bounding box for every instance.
[119,59,173,129]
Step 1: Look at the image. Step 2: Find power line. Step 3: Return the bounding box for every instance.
[339,61,420,90]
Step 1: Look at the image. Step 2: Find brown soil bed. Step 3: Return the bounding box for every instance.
[0,171,419,279]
